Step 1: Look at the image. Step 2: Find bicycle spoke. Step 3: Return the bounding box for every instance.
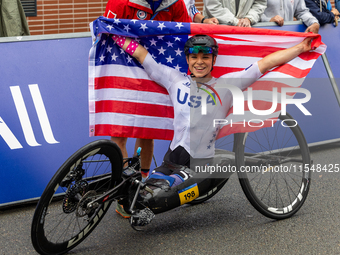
[32,140,122,255]
[235,114,311,219]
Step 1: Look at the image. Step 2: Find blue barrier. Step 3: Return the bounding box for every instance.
[0,22,339,206]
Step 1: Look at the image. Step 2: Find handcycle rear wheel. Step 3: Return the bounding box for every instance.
[235,114,311,220]
[31,140,123,255]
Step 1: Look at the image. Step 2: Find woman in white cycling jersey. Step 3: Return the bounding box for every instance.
[112,33,313,188]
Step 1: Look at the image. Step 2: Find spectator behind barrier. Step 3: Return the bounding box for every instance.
[305,0,340,26]
[184,0,219,24]
[203,0,266,27]
[260,0,320,33]
[0,0,30,37]
[336,0,340,12]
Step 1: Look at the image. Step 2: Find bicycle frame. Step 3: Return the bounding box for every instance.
[81,147,285,216]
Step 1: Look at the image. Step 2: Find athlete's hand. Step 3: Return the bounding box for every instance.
[258,37,315,74]
[237,18,251,27]
[270,15,284,26]
[299,37,314,52]
[203,17,219,25]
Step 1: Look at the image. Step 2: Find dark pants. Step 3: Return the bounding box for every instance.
[153,146,190,175]
[154,146,212,176]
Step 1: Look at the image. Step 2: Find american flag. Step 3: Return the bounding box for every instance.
[89,16,326,140]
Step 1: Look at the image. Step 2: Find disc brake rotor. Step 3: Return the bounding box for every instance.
[62,180,88,213]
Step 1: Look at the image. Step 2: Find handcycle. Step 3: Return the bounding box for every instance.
[31,113,311,255]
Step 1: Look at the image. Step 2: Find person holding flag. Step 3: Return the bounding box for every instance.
[89,17,325,217]
[103,0,192,218]
[108,32,316,192]
[103,0,191,179]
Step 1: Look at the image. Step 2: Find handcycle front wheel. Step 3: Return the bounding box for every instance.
[31,139,123,255]
[235,113,311,220]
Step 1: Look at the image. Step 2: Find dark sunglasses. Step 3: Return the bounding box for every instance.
[188,46,213,54]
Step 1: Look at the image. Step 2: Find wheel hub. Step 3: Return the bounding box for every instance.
[62,180,88,213]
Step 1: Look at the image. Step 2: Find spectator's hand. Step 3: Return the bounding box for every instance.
[305,23,320,34]
[237,18,251,27]
[331,8,340,17]
[270,15,284,26]
[203,17,219,25]
[331,8,339,27]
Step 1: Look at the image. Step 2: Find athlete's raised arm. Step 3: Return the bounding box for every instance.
[257,37,313,74]
[112,35,148,64]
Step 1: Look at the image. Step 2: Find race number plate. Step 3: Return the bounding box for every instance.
[178,183,199,205]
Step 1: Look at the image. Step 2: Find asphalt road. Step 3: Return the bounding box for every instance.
[1,142,340,255]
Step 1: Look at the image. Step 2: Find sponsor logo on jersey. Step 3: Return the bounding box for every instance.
[183,82,190,88]
[245,64,253,71]
[137,10,147,20]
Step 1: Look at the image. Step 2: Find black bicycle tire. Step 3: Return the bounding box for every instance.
[236,114,311,220]
[188,179,228,205]
[31,139,123,255]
